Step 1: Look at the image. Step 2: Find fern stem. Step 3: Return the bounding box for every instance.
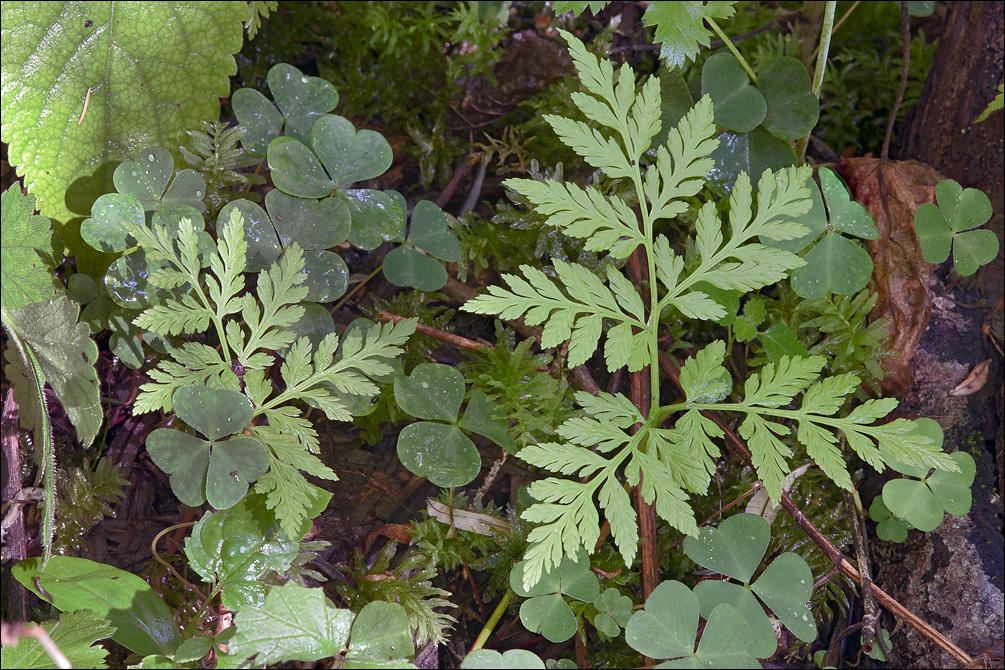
[469,590,512,652]
[705,18,758,84]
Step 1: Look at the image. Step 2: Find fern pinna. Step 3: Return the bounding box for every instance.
[463,30,955,589]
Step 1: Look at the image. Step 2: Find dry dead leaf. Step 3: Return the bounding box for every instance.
[948,359,992,396]
[840,157,944,396]
[427,500,510,536]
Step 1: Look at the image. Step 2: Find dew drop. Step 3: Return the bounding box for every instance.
[130,171,137,177]
[420,382,429,389]
[195,190,203,198]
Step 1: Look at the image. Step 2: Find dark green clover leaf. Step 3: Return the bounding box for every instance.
[268,63,340,145]
[217,191,350,299]
[510,551,600,643]
[394,364,515,486]
[791,168,878,299]
[113,147,207,213]
[625,580,759,668]
[757,57,819,141]
[232,63,338,156]
[701,53,766,133]
[384,200,462,291]
[146,386,269,509]
[592,587,634,637]
[268,136,333,198]
[461,649,546,669]
[310,115,393,186]
[915,179,998,276]
[882,450,975,533]
[185,495,299,610]
[345,189,406,250]
[869,495,910,543]
[705,127,795,198]
[684,513,816,658]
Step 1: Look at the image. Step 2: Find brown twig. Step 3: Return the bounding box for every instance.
[842,488,878,653]
[375,311,488,351]
[657,351,976,666]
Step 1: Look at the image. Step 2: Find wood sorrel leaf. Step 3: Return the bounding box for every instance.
[757,57,819,141]
[701,53,766,133]
[683,513,769,583]
[311,114,393,186]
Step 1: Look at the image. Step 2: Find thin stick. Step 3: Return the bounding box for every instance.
[376,311,488,351]
[842,488,878,653]
[705,18,758,83]
[77,87,92,126]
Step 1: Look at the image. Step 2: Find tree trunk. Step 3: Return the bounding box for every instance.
[870,3,1005,667]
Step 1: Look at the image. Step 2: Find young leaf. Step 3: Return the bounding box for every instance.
[642,2,738,69]
[185,496,300,610]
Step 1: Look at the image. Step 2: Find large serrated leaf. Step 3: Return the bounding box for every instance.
[0,609,114,669]
[1,1,247,224]
[1,187,59,309]
[228,583,354,665]
[2,298,102,446]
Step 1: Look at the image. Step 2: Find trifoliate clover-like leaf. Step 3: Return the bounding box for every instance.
[701,52,766,133]
[757,57,819,141]
[915,179,998,276]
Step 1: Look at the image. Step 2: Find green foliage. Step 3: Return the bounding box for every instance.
[461,326,574,450]
[384,201,463,291]
[1,188,59,309]
[683,513,816,657]
[244,0,277,40]
[179,120,267,216]
[0,1,247,224]
[625,580,759,668]
[914,179,999,276]
[975,83,1004,123]
[753,287,892,390]
[463,29,953,592]
[589,587,634,637]
[14,556,181,657]
[336,541,457,647]
[510,551,600,643]
[3,298,103,452]
[395,363,516,487]
[0,610,115,669]
[113,208,414,537]
[147,386,270,510]
[185,495,300,610]
[54,459,127,555]
[227,582,353,665]
[788,168,878,299]
[871,420,976,535]
[461,648,547,669]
